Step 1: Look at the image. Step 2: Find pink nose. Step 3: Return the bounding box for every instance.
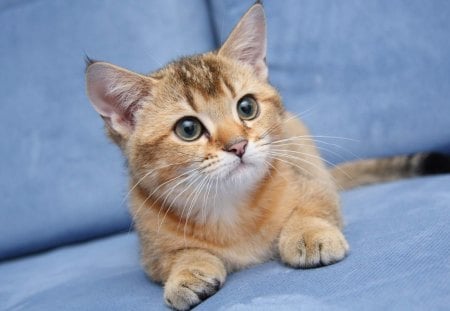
[226,139,248,158]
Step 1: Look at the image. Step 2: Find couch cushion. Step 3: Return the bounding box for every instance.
[0,234,164,311]
[209,0,450,163]
[0,0,215,260]
[1,175,449,310]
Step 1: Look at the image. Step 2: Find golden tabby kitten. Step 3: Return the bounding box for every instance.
[86,3,450,310]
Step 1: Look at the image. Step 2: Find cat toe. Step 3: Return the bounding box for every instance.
[164,269,223,310]
[279,225,349,268]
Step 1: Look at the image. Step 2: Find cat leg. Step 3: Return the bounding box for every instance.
[162,249,226,311]
[278,184,349,268]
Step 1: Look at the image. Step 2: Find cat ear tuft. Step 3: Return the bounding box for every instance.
[86,62,153,137]
[218,3,267,80]
[84,54,97,71]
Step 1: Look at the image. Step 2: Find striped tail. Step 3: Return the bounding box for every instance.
[330,152,450,191]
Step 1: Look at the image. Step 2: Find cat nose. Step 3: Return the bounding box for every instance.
[226,139,248,158]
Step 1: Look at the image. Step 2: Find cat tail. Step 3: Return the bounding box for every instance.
[330,152,450,191]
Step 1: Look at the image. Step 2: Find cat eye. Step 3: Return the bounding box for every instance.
[237,95,259,120]
[174,117,203,141]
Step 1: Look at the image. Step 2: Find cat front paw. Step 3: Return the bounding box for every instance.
[164,267,225,311]
[278,221,349,268]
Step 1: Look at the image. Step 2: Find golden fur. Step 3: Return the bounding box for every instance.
[86,4,349,310]
[86,4,450,310]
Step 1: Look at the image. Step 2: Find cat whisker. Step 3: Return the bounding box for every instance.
[122,160,197,206]
[147,166,204,204]
[181,174,210,246]
[270,148,353,180]
[201,175,215,224]
[184,174,211,240]
[267,151,345,191]
[267,153,317,180]
[261,134,362,161]
[157,174,203,234]
[176,174,205,233]
[263,158,289,182]
[259,117,291,141]
[268,141,350,163]
[212,175,220,219]
[129,166,203,233]
[146,51,165,68]
[259,108,315,141]
[185,174,209,229]
[190,175,210,220]
[156,173,198,229]
[129,174,193,234]
[269,135,359,145]
[272,138,362,161]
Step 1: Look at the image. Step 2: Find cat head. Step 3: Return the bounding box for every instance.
[86,3,285,222]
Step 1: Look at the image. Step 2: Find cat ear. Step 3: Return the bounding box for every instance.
[218,3,267,80]
[86,61,153,137]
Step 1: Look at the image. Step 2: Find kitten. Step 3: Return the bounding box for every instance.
[86,3,450,310]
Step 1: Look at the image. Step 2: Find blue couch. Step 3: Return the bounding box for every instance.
[1,1,449,310]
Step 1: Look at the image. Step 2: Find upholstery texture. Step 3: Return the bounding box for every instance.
[1,1,449,310]
[1,176,449,310]
[210,0,450,163]
[0,0,215,260]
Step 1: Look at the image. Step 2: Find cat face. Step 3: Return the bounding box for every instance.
[86,4,283,222]
[130,55,283,219]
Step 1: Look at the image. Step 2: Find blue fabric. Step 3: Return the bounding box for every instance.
[1,1,449,310]
[1,176,449,310]
[0,0,216,260]
[0,233,164,311]
[209,0,450,164]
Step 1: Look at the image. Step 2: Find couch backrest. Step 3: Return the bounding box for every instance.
[210,0,450,164]
[3,0,450,261]
[0,0,215,260]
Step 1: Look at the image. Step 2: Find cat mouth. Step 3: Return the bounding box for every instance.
[228,159,251,176]
[236,161,247,170]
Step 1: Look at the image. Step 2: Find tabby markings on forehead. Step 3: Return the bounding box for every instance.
[183,88,197,112]
[174,58,220,98]
[181,65,192,79]
[168,58,237,115]
[221,77,236,98]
